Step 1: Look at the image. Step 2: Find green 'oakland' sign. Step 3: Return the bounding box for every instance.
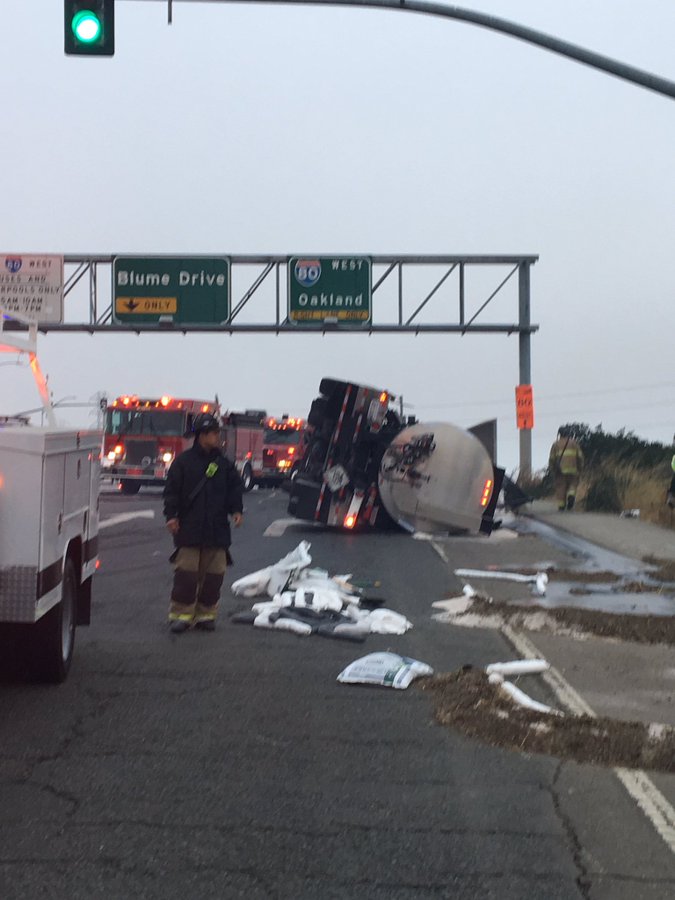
[113,256,230,325]
[288,256,371,326]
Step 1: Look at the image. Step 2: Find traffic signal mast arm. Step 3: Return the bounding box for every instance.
[159,0,675,101]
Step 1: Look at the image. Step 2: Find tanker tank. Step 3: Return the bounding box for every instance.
[378,422,496,534]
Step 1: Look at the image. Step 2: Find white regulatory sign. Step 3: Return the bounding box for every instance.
[0,254,64,324]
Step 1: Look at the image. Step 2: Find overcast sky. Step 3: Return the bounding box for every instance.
[2,0,674,473]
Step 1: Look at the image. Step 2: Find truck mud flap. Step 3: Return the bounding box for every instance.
[77,576,93,626]
[480,466,505,534]
[287,478,323,521]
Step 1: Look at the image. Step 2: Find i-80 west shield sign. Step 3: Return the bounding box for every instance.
[288,257,371,326]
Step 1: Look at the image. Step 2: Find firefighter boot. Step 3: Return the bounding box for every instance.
[170,619,191,634]
[566,494,576,511]
[194,619,216,632]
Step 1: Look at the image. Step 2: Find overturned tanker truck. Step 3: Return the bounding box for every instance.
[287,378,505,535]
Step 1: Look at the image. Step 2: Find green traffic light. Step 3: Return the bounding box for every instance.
[71,10,102,44]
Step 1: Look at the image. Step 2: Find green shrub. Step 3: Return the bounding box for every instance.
[583,471,623,513]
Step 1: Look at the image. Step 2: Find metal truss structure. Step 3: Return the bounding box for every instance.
[11,254,538,336]
[2,253,539,473]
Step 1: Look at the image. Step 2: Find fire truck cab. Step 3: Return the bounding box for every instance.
[221,410,306,491]
[102,395,218,494]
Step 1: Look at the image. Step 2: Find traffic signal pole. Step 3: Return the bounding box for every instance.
[139,0,675,101]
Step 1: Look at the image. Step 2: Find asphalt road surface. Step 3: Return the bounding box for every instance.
[1,487,674,899]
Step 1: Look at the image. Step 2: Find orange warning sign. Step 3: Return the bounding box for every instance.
[515,384,534,430]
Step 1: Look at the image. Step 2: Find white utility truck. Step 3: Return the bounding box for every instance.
[0,425,101,681]
[1,258,100,681]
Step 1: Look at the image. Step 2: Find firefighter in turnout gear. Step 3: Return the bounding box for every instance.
[163,413,243,633]
[549,427,584,511]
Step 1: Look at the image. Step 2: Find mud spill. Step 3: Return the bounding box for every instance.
[420,667,675,773]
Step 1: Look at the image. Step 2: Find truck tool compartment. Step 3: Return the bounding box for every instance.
[0,426,100,682]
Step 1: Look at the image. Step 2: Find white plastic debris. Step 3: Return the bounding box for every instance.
[252,610,312,636]
[293,586,344,613]
[533,573,548,596]
[252,610,276,629]
[485,659,550,677]
[498,680,562,716]
[251,597,292,615]
[454,568,548,597]
[230,542,313,597]
[231,566,274,597]
[337,652,433,690]
[290,569,359,605]
[364,608,413,635]
[264,541,313,596]
[269,617,313,636]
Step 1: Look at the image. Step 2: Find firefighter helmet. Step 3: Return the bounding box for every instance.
[192,412,220,434]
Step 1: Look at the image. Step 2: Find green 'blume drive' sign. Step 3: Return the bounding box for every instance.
[113,256,230,325]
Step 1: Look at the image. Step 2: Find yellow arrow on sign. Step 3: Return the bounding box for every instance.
[116,297,178,315]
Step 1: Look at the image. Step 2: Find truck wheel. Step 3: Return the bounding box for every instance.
[120,480,141,495]
[34,558,77,683]
[241,464,254,492]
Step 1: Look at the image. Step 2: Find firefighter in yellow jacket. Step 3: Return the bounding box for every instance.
[549,427,584,511]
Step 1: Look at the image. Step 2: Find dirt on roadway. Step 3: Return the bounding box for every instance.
[421,667,675,774]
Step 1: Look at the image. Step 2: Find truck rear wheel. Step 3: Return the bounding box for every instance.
[34,558,77,683]
[241,463,254,492]
[120,480,141,495]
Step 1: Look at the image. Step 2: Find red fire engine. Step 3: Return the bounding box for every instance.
[102,395,218,494]
[221,410,306,491]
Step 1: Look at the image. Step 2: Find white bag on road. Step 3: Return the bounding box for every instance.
[337,652,433,690]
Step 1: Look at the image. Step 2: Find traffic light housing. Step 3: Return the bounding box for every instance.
[64,1,115,57]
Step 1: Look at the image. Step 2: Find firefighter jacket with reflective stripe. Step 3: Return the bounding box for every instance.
[671,454,675,473]
[549,438,584,476]
[163,444,243,549]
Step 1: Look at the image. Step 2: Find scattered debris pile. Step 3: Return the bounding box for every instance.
[230,541,413,642]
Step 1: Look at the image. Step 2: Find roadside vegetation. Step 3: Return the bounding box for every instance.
[518,424,674,529]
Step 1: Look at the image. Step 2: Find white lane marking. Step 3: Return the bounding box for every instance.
[615,769,675,849]
[502,625,675,856]
[264,518,321,537]
[99,510,155,530]
[431,541,449,563]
